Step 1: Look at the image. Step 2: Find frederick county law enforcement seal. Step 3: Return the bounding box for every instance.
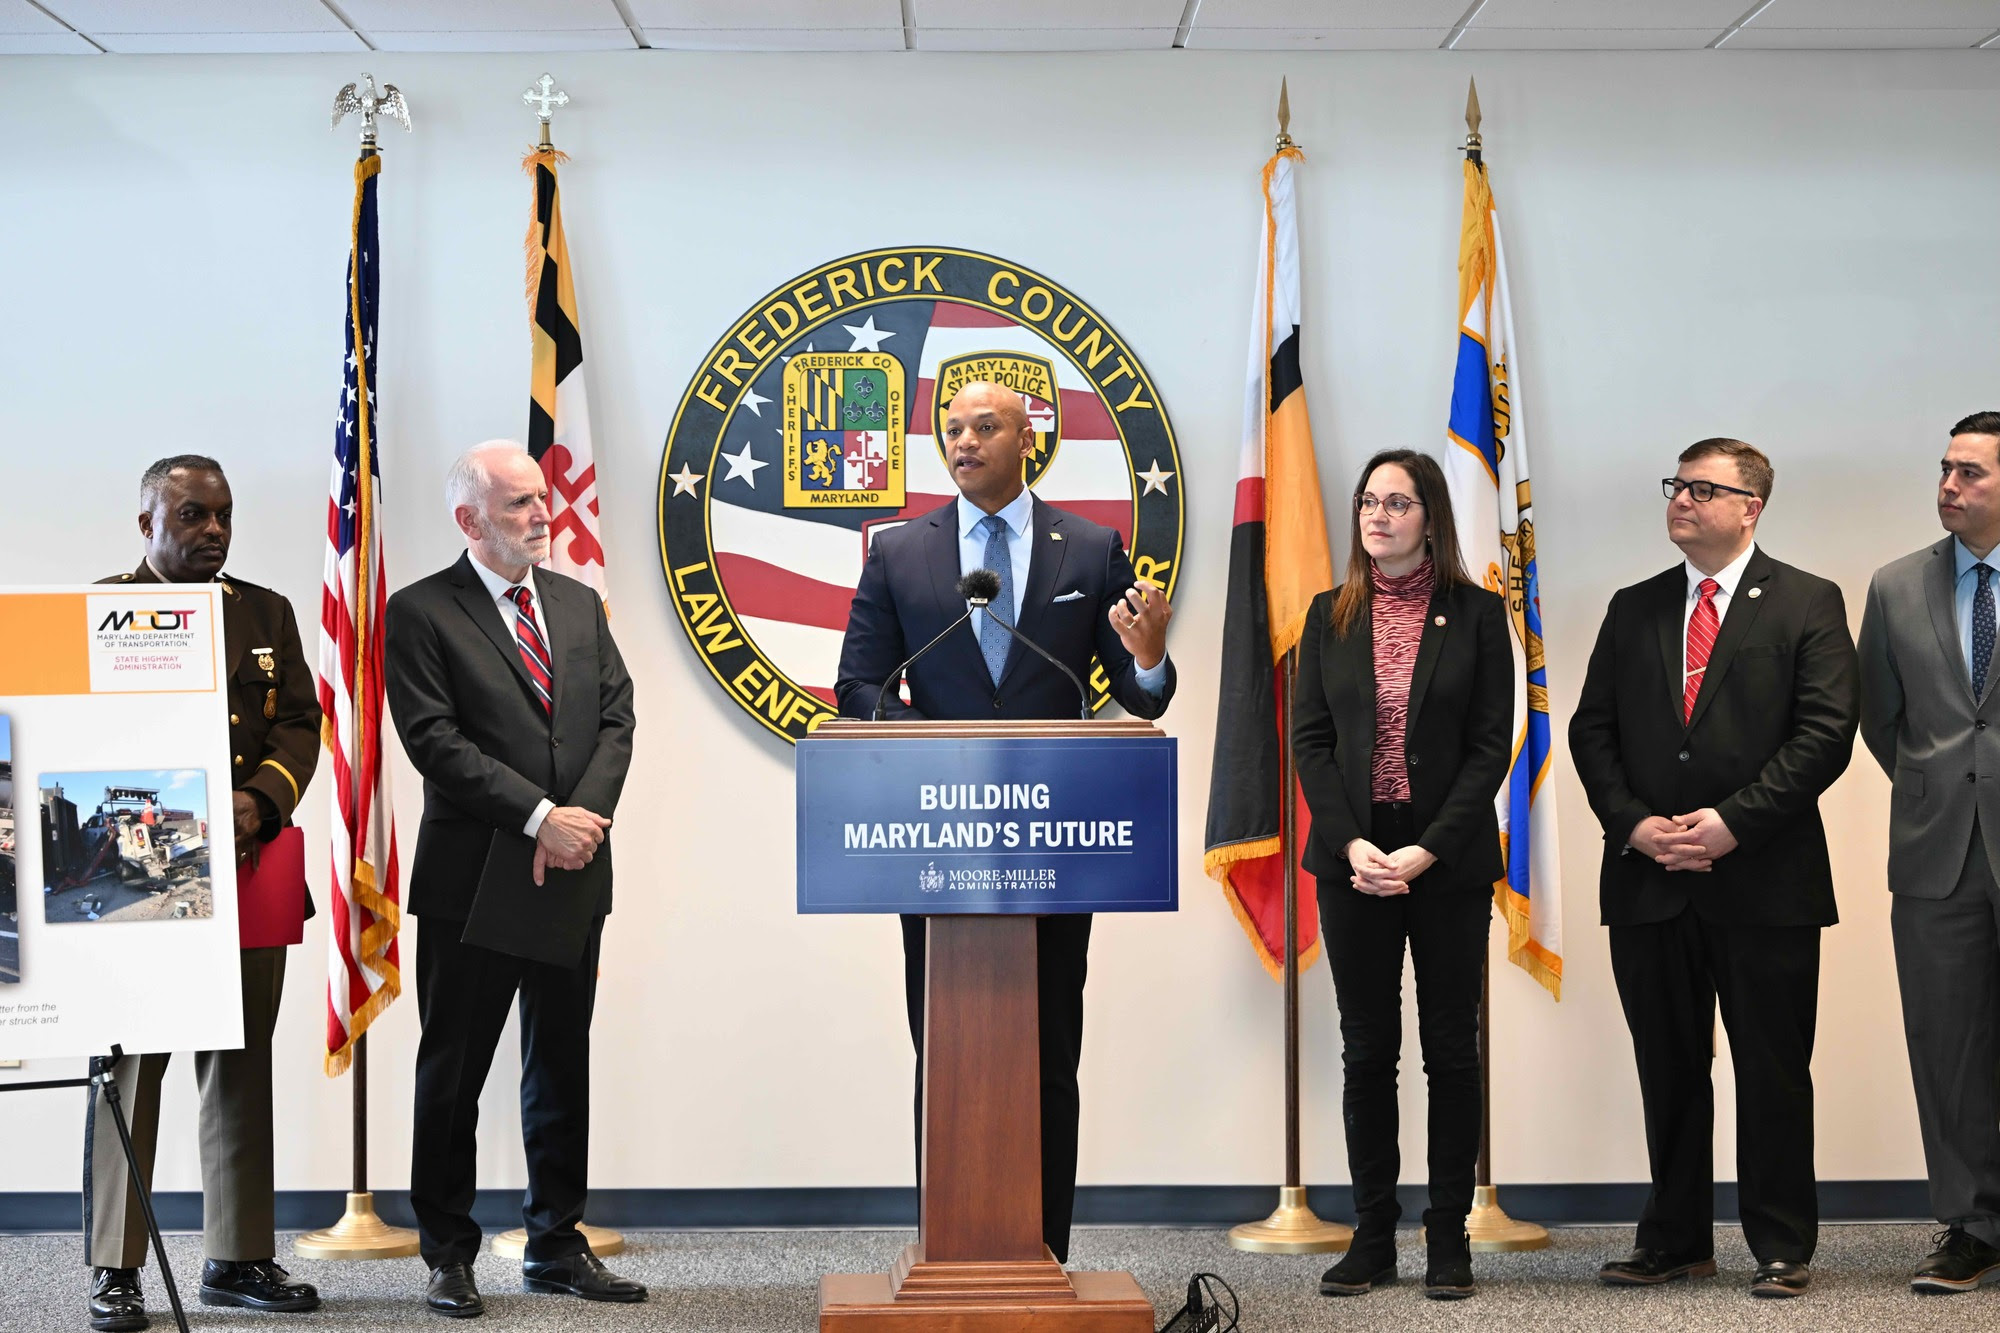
[656,247,1184,744]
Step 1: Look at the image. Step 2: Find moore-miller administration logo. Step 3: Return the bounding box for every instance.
[657,247,1185,744]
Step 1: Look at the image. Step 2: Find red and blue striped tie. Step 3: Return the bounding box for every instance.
[508,585,554,716]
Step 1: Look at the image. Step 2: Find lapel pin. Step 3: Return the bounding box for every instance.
[1050,532,1063,541]
[1748,587,1763,599]
[1435,615,1447,626]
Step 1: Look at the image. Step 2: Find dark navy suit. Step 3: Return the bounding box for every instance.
[834,495,1174,1262]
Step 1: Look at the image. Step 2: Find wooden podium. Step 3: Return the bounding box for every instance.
[804,720,1165,1333]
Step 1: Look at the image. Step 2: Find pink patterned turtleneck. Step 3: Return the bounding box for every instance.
[1369,558,1436,802]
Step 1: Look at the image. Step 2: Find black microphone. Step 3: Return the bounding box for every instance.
[872,571,1005,721]
[962,570,1092,721]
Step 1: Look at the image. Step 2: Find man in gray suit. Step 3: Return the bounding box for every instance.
[1859,410,2000,1295]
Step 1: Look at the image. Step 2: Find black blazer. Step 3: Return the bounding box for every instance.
[1568,547,1858,928]
[1292,579,1513,888]
[833,496,1174,722]
[384,552,636,921]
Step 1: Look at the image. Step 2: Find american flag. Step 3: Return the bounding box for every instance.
[318,151,402,1076]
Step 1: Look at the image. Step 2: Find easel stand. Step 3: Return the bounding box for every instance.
[5,1046,191,1333]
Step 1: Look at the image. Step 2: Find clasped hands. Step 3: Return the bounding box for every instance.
[1630,807,1737,872]
[1343,839,1438,897]
[533,805,612,886]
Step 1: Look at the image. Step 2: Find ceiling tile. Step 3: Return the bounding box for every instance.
[1469,0,1748,27]
[91,29,369,52]
[1455,26,1724,49]
[644,27,905,50]
[1186,0,1469,23]
[37,0,341,33]
[917,0,1185,26]
[367,29,638,52]
[336,0,629,31]
[1186,26,1454,48]
[628,0,902,25]
[916,26,1179,49]
[0,31,99,53]
[1748,0,2000,25]
[1,0,66,33]
[1725,25,1993,47]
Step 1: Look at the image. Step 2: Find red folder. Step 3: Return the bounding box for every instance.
[238,826,307,949]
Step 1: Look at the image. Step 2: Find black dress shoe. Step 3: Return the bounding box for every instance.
[199,1259,321,1312]
[1598,1247,1718,1286]
[426,1263,485,1319]
[1423,1231,1475,1301]
[522,1250,647,1303]
[88,1267,148,1333]
[1912,1227,2000,1294]
[1750,1259,1811,1298]
[1318,1228,1397,1296]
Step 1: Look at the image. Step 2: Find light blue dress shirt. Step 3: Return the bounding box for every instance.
[953,492,1166,696]
[1952,537,1999,682]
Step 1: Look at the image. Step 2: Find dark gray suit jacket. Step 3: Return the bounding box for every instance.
[1859,539,2000,896]
[385,552,636,921]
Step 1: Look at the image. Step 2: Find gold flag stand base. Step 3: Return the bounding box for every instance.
[1420,1185,1551,1254]
[490,1223,625,1259]
[1226,1186,1352,1254]
[293,1192,421,1260]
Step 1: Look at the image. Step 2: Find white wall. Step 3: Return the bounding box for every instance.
[4,47,1995,1199]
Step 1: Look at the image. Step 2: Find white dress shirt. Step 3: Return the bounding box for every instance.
[1681,541,1757,687]
[467,554,554,839]
[953,492,1167,695]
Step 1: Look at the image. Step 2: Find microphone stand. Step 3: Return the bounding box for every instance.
[970,596,1092,720]
[874,608,979,721]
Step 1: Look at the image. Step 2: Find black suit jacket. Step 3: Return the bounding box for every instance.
[833,496,1175,722]
[1568,547,1858,928]
[384,553,636,921]
[1292,580,1513,887]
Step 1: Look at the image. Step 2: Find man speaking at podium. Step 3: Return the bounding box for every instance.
[835,381,1175,1264]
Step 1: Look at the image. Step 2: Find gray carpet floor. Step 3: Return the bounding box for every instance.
[0,1224,1990,1332]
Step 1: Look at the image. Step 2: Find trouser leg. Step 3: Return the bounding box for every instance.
[1408,886,1489,1238]
[1893,830,2000,1249]
[517,917,603,1262]
[901,914,926,1222]
[411,920,521,1268]
[1318,880,1409,1233]
[1609,911,1716,1258]
[1711,922,1821,1263]
[1035,913,1091,1264]
[86,1050,172,1270]
[194,946,286,1262]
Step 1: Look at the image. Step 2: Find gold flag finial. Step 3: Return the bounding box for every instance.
[1463,76,1483,158]
[1276,77,1295,151]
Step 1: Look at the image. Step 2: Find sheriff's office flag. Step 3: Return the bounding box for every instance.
[319,151,403,1074]
[1204,146,1336,978]
[1442,156,1563,999]
[524,147,608,603]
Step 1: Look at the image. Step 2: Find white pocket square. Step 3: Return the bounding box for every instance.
[1052,590,1086,603]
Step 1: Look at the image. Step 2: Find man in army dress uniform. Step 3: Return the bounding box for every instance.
[84,455,321,1332]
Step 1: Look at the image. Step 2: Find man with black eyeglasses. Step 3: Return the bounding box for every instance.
[1570,438,1858,1300]
[1858,411,2000,1294]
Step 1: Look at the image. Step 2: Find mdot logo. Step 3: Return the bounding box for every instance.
[85,594,216,694]
[657,247,1184,744]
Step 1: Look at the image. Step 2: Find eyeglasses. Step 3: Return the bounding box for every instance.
[1356,493,1424,517]
[1662,477,1757,503]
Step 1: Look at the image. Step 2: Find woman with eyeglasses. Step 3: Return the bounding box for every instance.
[1294,449,1514,1301]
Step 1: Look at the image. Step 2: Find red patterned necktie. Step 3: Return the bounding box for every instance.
[1684,577,1720,723]
[508,586,553,716]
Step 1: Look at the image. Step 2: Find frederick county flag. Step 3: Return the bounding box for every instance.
[524,148,608,603]
[1204,146,1335,979]
[319,150,403,1074]
[1442,155,1563,999]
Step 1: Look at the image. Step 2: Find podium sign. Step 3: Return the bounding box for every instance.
[796,733,1177,915]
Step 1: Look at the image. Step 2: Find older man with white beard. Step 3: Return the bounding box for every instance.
[384,441,639,1318]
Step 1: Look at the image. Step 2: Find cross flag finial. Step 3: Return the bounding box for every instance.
[524,73,568,147]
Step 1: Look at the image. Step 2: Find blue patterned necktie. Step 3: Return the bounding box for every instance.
[978,514,1015,686]
[1975,563,1995,692]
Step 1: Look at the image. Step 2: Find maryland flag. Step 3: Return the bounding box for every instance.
[524,148,608,602]
[1443,154,1563,999]
[320,150,402,1074]
[1204,146,1336,978]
